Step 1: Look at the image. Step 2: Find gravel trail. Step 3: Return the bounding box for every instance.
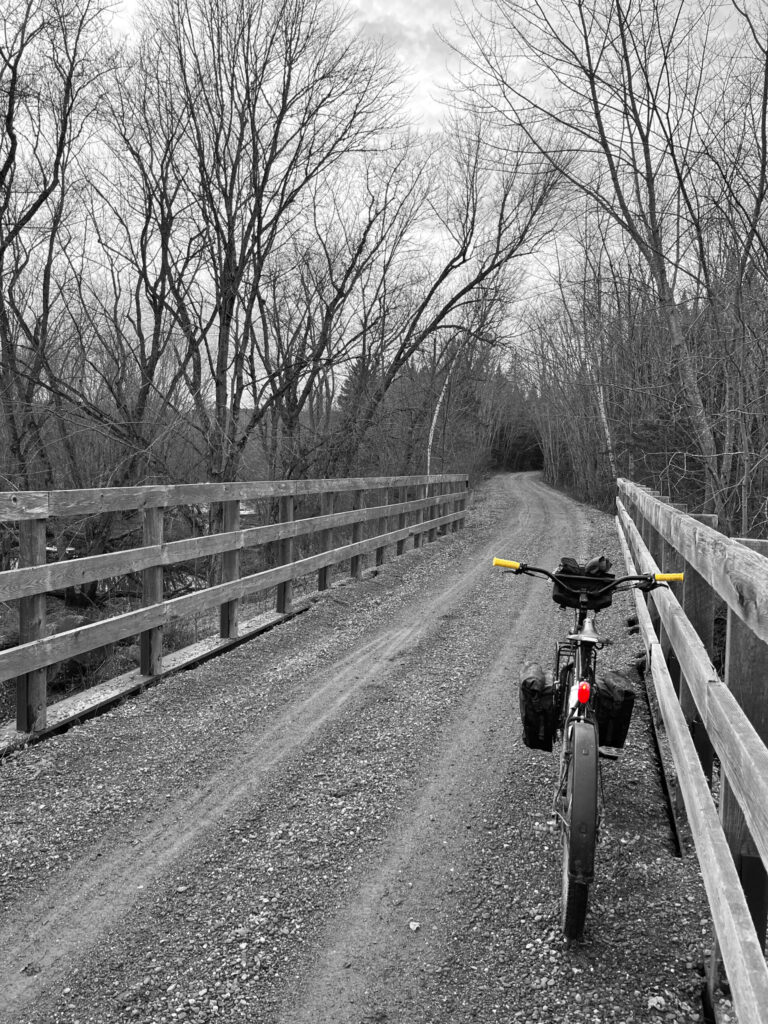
[0,473,711,1024]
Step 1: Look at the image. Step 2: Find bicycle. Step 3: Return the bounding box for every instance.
[492,556,683,941]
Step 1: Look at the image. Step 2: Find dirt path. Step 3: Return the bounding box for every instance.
[0,474,710,1024]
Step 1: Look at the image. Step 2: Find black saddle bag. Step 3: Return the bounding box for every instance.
[519,663,556,751]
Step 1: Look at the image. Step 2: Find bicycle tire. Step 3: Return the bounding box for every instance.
[560,718,599,940]
[561,855,589,940]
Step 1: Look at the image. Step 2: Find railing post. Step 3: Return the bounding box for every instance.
[396,486,407,556]
[437,480,447,536]
[140,506,163,677]
[638,488,658,551]
[16,519,47,732]
[428,481,438,543]
[451,480,460,534]
[659,504,687,696]
[720,536,768,950]
[414,484,426,548]
[219,499,240,639]
[645,494,666,635]
[318,490,334,591]
[376,487,390,567]
[350,489,364,580]
[276,494,294,613]
[681,513,718,785]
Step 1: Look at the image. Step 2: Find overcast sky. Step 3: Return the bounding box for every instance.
[113,0,467,127]
[348,0,465,125]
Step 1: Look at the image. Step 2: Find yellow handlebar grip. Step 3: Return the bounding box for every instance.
[655,572,684,582]
[493,558,520,569]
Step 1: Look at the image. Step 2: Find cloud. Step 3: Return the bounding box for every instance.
[349,0,468,123]
[356,13,454,70]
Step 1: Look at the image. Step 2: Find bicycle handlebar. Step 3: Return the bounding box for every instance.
[493,558,521,570]
[491,557,683,595]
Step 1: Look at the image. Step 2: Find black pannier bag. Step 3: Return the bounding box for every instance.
[519,662,556,751]
[552,555,615,610]
[593,669,637,749]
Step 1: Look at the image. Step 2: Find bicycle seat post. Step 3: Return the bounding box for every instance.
[579,617,599,644]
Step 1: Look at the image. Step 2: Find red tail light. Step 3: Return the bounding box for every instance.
[578,681,591,704]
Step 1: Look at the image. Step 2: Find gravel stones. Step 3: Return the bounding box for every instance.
[0,474,713,1024]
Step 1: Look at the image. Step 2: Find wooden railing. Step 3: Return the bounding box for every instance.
[617,478,768,1024]
[1,474,468,745]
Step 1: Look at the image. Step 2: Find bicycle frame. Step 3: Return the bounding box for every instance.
[554,608,599,725]
[492,556,683,940]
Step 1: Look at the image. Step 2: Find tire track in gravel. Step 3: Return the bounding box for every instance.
[24,473,709,1024]
[0,625,418,1009]
[0,474,563,1020]
[276,476,588,1024]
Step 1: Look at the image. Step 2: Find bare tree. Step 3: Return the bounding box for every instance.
[695,2,768,532]
[461,0,733,514]
[112,0,406,483]
[250,144,428,477]
[0,0,109,487]
[330,111,563,472]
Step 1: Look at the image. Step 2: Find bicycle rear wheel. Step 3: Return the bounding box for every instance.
[559,718,599,940]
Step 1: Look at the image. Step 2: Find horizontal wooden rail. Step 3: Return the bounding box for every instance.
[616,520,768,1024]
[618,478,768,645]
[0,511,465,685]
[616,481,768,1024]
[617,500,768,870]
[0,474,467,521]
[2,474,469,737]
[0,491,463,602]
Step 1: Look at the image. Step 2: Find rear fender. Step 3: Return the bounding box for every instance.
[568,719,599,883]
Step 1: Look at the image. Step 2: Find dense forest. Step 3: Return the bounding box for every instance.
[2,0,767,537]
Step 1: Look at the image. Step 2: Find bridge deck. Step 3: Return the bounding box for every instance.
[0,474,716,1024]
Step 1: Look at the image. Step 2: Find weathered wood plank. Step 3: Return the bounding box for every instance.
[16,520,47,732]
[413,484,426,549]
[618,520,768,1024]
[681,514,718,784]
[140,508,163,676]
[350,490,364,580]
[376,488,390,567]
[719,538,768,946]
[219,500,240,639]
[619,478,768,646]
[617,500,768,872]
[318,492,334,592]
[0,475,469,520]
[658,505,687,696]
[646,497,667,635]
[414,505,461,544]
[396,486,408,555]
[0,512,463,685]
[0,492,49,519]
[0,491,468,602]
[276,495,294,614]
[0,607,307,755]
[615,518,688,853]
[428,483,438,543]
[648,639,768,1024]
[1,604,165,684]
